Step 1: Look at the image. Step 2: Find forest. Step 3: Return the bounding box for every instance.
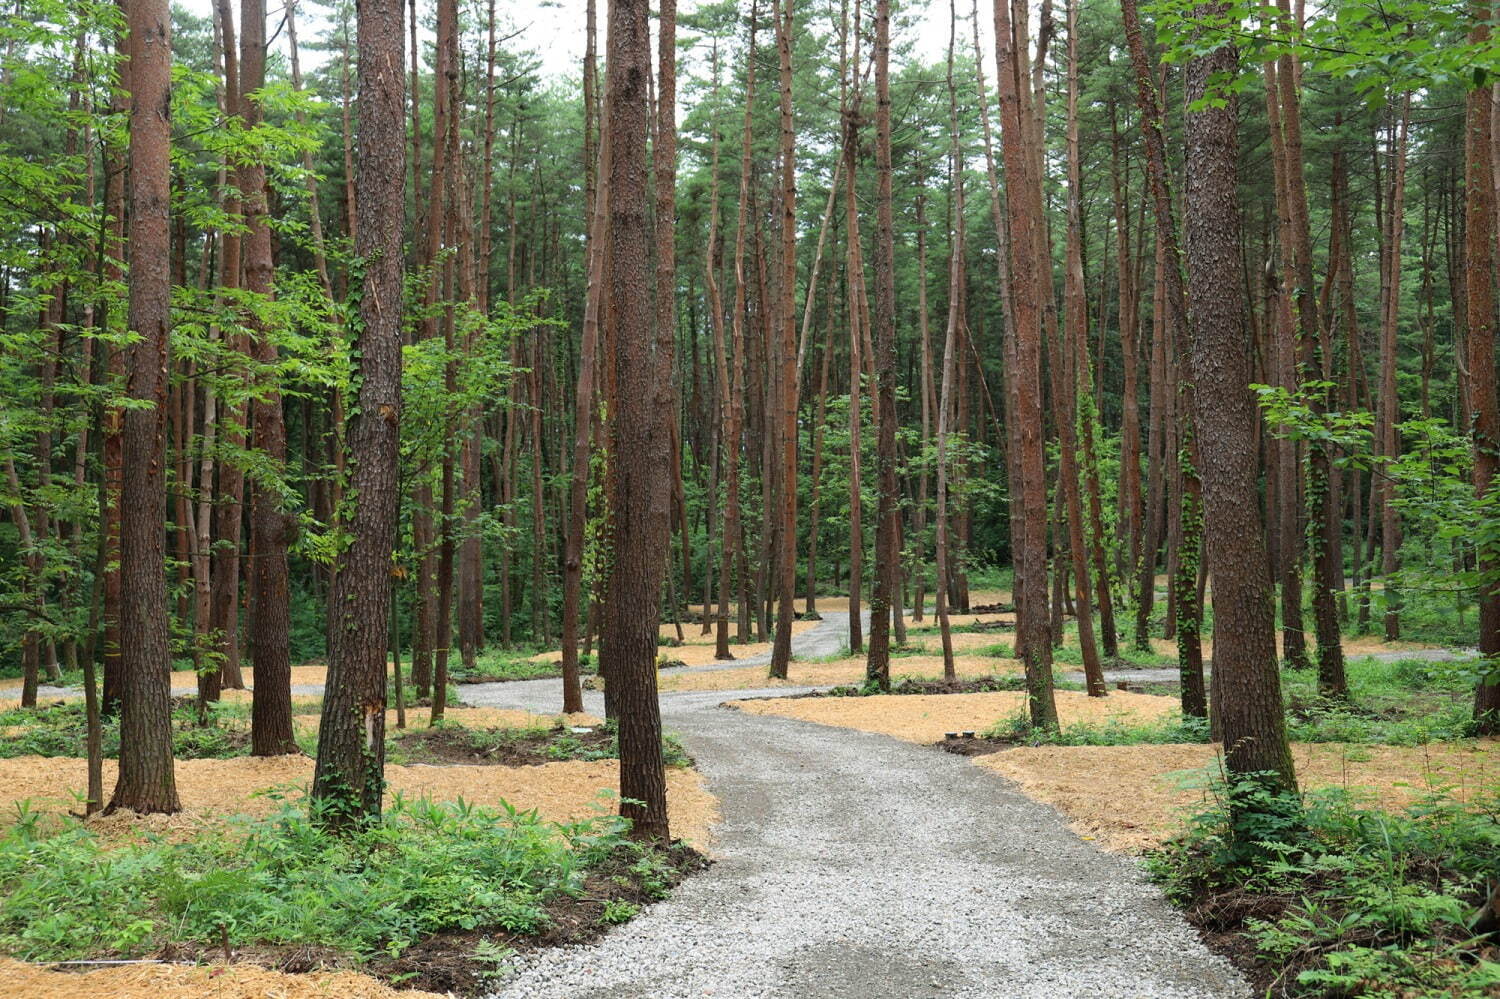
[0,0,1497,995]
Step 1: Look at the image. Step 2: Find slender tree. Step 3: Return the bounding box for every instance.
[865,0,898,692]
[242,0,297,756]
[768,0,797,680]
[993,0,1057,728]
[1465,35,1499,731]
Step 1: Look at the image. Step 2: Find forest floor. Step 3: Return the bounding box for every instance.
[2,605,1484,998]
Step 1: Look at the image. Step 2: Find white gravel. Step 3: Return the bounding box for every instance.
[464,613,1250,999]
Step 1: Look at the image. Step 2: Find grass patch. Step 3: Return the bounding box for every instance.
[448,648,591,684]
[387,721,691,769]
[1147,780,1500,998]
[984,711,1213,746]
[969,653,1484,749]
[1281,655,1483,746]
[811,672,1084,699]
[0,795,702,995]
[0,698,270,761]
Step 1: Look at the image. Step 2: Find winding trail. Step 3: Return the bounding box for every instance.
[464,613,1248,999]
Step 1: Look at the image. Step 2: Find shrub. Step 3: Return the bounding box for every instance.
[0,796,634,963]
[1147,780,1500,997]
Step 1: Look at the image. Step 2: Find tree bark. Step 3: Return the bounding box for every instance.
[1183,10,1295,791]
[768,0,798,680]
[992,0,1057,728]
[240,0,297,756]
[312,0,405,830]
[1466,38,1499,731]
[599,0,671,842]
[108,0,180,816]
[865,0,899,693]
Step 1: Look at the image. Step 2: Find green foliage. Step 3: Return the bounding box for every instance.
[985,710,1213,746]
[1147,0,1500,104]
[386,719,691,769]
[1281,654,1485,745]
[599,899,640,925]
[0,796,635,963]
[0,699,249,760]
[447,645,585,684]
[1148,782,1500,997]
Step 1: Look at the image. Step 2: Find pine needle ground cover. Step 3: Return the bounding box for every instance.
[730,688,1181,743]
[0,955,446,999]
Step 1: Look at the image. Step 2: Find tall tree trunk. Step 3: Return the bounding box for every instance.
[1466,40,1499,731]
[108,0,180,816]
[992,0,1057,728]
[561,38,607,712]
[1262,65,1311,671]
[865,0,899,693]
[1276,23,1350,695]
[912,191,933,625]
[1110,101,1144,593]
[599,0,671,842]
[240,0,297,756]
[768,0,798,680]
[100,15,130,717]
[1058,0,1105,694]
[1377,101,1409,642]
[208,0,247,697]
[932,0,966,681]
[719,5,757,658]
[1183,7,1295,792]
[1120,0,1204,712]
[432,0,461,724]
[842,0,865,655]
[312,0,405,831]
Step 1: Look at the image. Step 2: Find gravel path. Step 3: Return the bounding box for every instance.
[463,613,1248,999]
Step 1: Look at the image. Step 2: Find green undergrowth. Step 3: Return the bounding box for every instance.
[387,719,691,769]
[1281,655,1483,746]
[447,647,591,684]
[1147,778,1500,998]
[986,711,1214,746]
[0,795,693,976]
[0,699,267,760]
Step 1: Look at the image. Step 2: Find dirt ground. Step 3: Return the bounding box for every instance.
[978,739,1500,852]
[730,688,1179,743]
[0,754,717,850]
[0,957,444,999]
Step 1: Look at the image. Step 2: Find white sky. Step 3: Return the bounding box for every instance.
[177,0,989,92]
